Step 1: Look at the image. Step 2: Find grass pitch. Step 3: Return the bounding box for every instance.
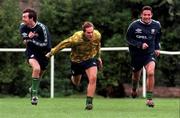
[0,97,179,118]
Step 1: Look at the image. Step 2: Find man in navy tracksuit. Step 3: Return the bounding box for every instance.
[19,8,51,105]
[126,6,161,107]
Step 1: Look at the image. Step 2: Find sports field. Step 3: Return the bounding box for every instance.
[0,97,179,118]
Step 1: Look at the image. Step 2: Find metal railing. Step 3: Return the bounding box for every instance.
[1,47,180,98]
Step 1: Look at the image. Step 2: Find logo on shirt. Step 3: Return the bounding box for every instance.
[151,29,156,34]
[22,32,28,37]
[135,28,142,33]
[136,35,147,39]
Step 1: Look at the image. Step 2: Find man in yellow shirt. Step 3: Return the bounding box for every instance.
[46,21,102,110]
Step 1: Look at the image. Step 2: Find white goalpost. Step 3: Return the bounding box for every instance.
[1,47,180,98]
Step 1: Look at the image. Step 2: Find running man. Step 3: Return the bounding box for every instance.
[126,6,161,107]
[19,8,51,105]
[46,21,102,110]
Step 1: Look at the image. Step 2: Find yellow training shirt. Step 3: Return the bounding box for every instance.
[51,30,101,63]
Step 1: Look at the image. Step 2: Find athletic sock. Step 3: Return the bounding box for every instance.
[146,91,153,100]
[132,80,138,91]
[86,96,93,105]
[32,78,40,96]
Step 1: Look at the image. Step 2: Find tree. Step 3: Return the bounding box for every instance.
[0,0,179,97]
[0,0,31,96]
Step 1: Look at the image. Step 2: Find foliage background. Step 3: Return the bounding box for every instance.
[0,0,179,97]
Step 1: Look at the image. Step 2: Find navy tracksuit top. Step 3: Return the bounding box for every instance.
[19,22,51,56]
[126,19,161,56]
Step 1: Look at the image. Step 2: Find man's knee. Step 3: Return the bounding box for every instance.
[71,75,82,86]
[147,71,154,78]
[132,71,141,80]
[88,76,97,85]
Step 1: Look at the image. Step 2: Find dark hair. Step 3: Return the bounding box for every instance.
[141,6,153,13]
[23,8,37,22]
[82,21,94,32]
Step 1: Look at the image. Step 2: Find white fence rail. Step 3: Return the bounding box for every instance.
[1,47,180,98]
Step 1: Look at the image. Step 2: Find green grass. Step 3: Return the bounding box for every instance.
[0,97,179,118]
